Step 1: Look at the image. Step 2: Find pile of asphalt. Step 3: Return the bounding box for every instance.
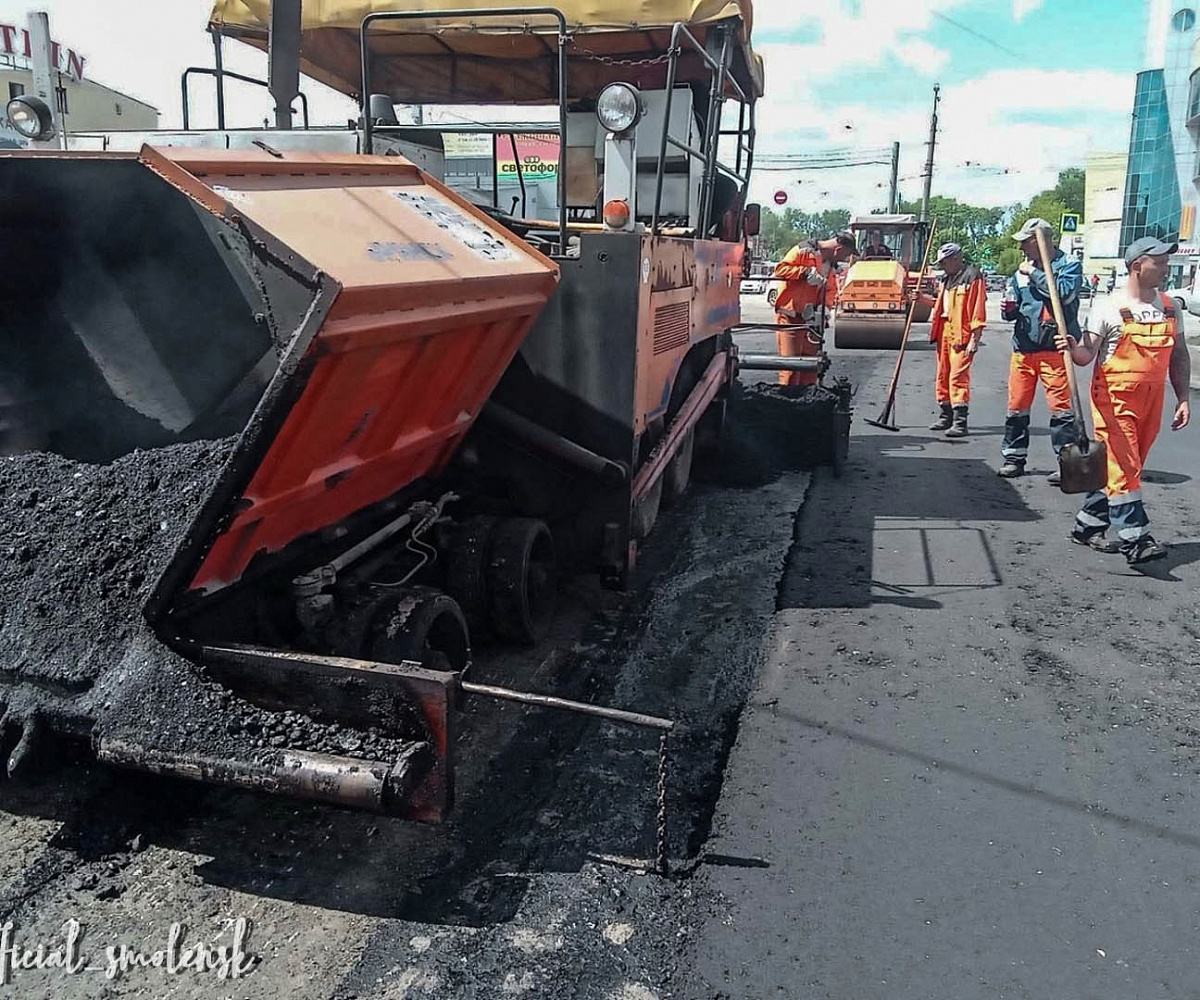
[98,634,421,764]
[0,438,234,689]
[695,380,844,488]
[0,439,422,769]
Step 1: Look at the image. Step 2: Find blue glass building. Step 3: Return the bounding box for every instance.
[1120,70,1182,251]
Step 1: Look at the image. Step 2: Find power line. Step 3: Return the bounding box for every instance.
[929,11,1023,58]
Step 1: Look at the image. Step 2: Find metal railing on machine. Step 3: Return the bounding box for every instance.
[358,7,569,247]
[651,21,755,238]
[181,66,311,131]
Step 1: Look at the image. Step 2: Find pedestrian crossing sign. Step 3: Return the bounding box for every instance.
[1060,213,1080,233]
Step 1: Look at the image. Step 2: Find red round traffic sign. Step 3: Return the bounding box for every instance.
[773,190,787,206]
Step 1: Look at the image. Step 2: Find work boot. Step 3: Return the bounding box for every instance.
[1069,527,1121,553]
[944,405,969,438]
[998,461,1025,478]
[1047,470,1061,486]
[929,402,953,431]
[1124,535,1168,565]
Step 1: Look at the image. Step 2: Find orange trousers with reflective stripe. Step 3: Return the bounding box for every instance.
[776,317,820,387]
[1090,375,1165,500]
[1008,351,1071,413]
[935,337,975,405]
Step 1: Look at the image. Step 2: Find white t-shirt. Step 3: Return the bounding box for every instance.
[1084,292,1183,368]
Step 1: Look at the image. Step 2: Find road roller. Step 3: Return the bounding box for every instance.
[834,213,931,349]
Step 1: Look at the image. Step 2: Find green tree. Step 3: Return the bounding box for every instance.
[759,207,852,257]
[1054,167,1085,216]
[895,196,1007,264]
[995,246,1023,276]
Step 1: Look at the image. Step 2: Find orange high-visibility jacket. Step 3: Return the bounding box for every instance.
[773,241,836,318]
[930,264,987,346]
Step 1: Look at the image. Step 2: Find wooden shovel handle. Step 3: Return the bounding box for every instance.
[1033,226,1083,413]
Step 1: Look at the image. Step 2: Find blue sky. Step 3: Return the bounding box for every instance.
[748,0,1153,210]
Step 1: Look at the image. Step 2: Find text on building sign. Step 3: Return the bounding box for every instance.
[0,25,85,80]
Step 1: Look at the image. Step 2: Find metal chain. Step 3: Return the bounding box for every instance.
[570,42,674,67]
[655,729,670,876]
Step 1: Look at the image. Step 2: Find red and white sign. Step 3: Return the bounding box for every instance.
[773,190,788,206]
[0,24,85,80]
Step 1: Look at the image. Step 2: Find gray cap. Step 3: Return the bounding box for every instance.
[935,241,963,265]
[1013,217,1053,241]
[1123,235,1178,265]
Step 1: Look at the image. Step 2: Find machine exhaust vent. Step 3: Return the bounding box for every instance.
[652,301,690,355]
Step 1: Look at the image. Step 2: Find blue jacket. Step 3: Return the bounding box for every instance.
[1002,250,1082,353]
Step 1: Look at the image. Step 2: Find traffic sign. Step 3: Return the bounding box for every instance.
[773,190,787,206]
[1060,212,1080,233]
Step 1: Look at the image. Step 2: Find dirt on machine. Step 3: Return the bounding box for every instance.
[0,0,852,827]
[834,213,935,350]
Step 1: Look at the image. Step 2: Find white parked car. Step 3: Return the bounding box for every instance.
[740,278,766,295]
[1167,287,1200,319]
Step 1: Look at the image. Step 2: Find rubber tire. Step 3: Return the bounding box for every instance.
[767,288,778,306]
[442,515,498,638]
[486,518,556,645]
[662,427,695,507]
[363,586,471,673]
[631,476,663,541]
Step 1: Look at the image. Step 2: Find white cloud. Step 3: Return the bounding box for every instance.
[750,62,1136,213]
[2,0,355,127]
[1013,0,1045,23]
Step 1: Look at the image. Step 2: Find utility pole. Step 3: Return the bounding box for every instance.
[921,83,940,222]
[888,141,900,213]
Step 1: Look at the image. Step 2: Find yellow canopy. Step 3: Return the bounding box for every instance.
[209,0,763,104]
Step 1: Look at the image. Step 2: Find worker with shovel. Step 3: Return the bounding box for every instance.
[998,217,1082,483]
[772,232,856,386]
[928,242,987,438]
[1057,236,1192,565]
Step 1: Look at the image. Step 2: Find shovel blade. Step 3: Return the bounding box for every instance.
[1058,439,1108,494]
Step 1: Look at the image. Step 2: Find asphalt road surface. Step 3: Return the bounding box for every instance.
[1,291,1198,1000]
[687,292,1200,999]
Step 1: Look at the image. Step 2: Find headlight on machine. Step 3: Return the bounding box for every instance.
[596,82,642,134]
[6,95,55,141]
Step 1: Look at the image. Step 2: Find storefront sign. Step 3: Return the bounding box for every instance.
[497,133,559,177]
[442,132,560,178]
[0,24,85,80]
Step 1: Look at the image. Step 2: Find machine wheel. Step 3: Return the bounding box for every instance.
[662,427,695,506]
[631,476,663,541]
[487,518,556,645]
[442,515,498,638]
[363,586,471,673]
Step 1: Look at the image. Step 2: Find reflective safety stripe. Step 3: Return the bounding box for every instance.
[1115,522,1151,542]
[1109,489,1143,506]
[1075,510,1108,528]
[1005,409,1032,418]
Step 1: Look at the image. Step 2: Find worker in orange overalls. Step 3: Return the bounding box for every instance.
[1058,236,1192,565]
[998,217,1081,483]
[928,242,987,438]
[771,231,856,386]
